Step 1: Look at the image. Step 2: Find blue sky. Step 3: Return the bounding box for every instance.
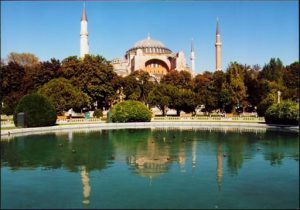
[1,1,299,73]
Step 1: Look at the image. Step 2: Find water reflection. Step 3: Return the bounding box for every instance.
[126,137,170,179]
[216,144,223,191]
[81,166,91,206]
[1,128,298,198]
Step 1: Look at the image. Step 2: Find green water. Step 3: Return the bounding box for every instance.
[1,128,299,209]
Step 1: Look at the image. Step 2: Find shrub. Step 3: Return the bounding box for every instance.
[93,109,103,118]
[257,93,276,117]
[265,101,299,125]
[111,100,152,122]
[13,93,57,127]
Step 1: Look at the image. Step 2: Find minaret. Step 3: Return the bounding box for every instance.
[215,18,222,71]
[80,4,89,58]
[190,39,196,76]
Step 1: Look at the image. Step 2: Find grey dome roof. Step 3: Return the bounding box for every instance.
[133,35,166,48]
[126,34,172,56]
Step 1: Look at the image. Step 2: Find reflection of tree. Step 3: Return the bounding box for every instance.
[262,130,299,166]
[216,143,223,191]
[0,131,114,172]
[1,134,62,170]
[62,131,114,172]
[1,128,298,179]
[267,153,284,166]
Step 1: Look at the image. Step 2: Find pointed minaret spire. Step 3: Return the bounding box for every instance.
[80,3,89,58]
[215,18,222,71]
[190,38,196,76]
[147,32,151,40]
[191,38,195,52]
[81,3,88,21]
[216,17,220,35]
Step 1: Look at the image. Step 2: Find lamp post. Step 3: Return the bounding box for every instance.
[136,77,145,104]
[277,90,281,104]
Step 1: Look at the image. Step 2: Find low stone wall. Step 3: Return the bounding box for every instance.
[1,122,298,139]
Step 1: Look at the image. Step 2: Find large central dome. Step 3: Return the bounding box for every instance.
[126,34,172,55]
[134,35,166,48]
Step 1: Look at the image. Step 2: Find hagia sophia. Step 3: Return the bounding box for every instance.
[80,5,222,80]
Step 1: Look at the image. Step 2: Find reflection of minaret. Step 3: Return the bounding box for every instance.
[68,131,73,142]
[216,144,223,191]
[190,39,196,76]
[81,166,91,206]
[80,3,89,58]
[215,18,222,71]
[178,146,186,172]
[192,140,197,170]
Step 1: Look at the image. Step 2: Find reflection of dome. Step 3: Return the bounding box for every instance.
[135,163,168,179]
[126,35,172,55]
[128,155,169,179]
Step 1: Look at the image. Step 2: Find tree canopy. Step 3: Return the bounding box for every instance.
[1,52,298,118]
[38,78,90,115]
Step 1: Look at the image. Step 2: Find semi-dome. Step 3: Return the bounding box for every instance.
[126,34,172,55]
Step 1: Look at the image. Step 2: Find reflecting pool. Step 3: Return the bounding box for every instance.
[1,127,299,209]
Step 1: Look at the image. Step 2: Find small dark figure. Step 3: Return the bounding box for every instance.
[223,153,228,157]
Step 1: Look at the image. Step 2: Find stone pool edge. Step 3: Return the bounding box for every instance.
[1,122,298,139]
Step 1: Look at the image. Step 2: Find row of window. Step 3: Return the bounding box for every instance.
[143,47,167,54]
[145,68,167,74]
[146,63,161,68]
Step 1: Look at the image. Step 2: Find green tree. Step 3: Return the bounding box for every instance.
[225,62,247,112]
[7,52,39,68]
[13,93,57,127]
[265,101,299,125]
[161,70,193,89]
[30,58,61,90]
[172,89,198,115]
[243,65,261,109]
[1,62,26,114]
[58,56,82,80]
[38,78,90,115]
[212,71,232,111]
[122,70,154,103]
[78,55,121,109]
[283,62,299,101]
[219,88,232,112]
[259,58,284,83]
[193,72,218,113]
[147,84,178,116]
[256,93,276,117]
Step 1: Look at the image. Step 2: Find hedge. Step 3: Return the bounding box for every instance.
[13,93,57,127]
[265,101,299,125]
[111,100,152,123]
[93,109,103,118]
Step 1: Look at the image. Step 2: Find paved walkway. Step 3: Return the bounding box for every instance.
[1,121,298,139]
